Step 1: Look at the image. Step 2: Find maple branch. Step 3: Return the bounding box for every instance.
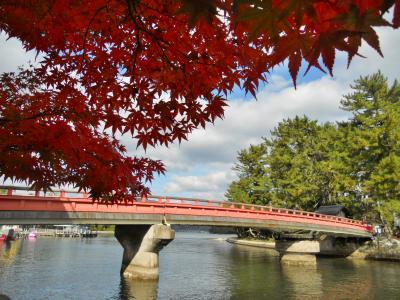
[0,110,64,124]
[125,0,181,70]
[139,2,187,25]
[125,0,147,77]
[127,1,222,71]
[125,0,142,79]
[130,30,141,79]
[80,5,108,71]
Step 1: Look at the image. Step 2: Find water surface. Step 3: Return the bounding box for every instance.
[0,232,399,299]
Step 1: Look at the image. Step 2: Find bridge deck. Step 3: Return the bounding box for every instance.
[0,188,372,238]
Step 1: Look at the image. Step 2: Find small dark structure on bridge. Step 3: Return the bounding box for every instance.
[315,205,347,218]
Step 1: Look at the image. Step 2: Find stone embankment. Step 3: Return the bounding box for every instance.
[350,238,400,261]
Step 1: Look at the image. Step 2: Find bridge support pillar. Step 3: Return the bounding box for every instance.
[115,224,175,280]
[276,240,319,266]
[276,236,368,266]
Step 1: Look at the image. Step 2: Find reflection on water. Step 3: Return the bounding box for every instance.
[281,264,323,300]
[118,278,158,300]
[0,240,22,266]
[1,233,400,299]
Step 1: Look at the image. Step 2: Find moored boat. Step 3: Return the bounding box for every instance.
[0,225,19,241]
[28,230,38,240]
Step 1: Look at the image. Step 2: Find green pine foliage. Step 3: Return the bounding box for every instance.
[226,144,272,205]
[226,72,400,227]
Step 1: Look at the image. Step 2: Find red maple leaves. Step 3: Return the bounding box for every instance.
[0,0,398,201]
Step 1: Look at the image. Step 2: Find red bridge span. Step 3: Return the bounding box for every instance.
[0,186,372,238]
[1,186,374,278]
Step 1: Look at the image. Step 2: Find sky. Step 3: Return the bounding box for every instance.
[1,26,399,200]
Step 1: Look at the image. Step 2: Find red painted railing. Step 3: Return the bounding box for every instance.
[0,186,372,234]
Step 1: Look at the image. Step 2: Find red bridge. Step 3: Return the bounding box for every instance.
[0,185,373,279]
[0,186,371,238]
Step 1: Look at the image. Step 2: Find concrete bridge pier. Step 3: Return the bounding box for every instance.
[115,224,175,280]
[276,240,319,266]
[276,236,368,266]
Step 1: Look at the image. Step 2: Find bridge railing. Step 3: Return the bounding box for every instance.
[147,195,366,226]
[0,185,369,229]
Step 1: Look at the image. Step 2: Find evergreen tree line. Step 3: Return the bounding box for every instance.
[226,72,400,229]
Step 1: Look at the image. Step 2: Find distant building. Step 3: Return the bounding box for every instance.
[315,205,347,218]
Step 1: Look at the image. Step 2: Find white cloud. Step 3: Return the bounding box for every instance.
[124,76,350,197]
[163,170,236,199]
[0,33,37,73]
[128,76,348,170]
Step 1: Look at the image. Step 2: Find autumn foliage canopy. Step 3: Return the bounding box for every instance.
[0,0,399,201]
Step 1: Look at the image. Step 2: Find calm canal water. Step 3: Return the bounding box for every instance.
[0,232,399,299]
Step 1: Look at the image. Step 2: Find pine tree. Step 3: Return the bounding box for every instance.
[225,144,272,205]
[341,72,400,225]
[227,117,353,211]
[266,117,353,210]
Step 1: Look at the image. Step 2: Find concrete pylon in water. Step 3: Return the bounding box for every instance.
[276,240,319,266]
[275,236,368,266]
[115,224,175,280]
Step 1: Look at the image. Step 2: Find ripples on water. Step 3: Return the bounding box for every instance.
[0,232,399,299]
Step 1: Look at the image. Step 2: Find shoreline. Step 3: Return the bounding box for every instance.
[226,237,275,249]
[226,237,400,262]
[350,242,400,262]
